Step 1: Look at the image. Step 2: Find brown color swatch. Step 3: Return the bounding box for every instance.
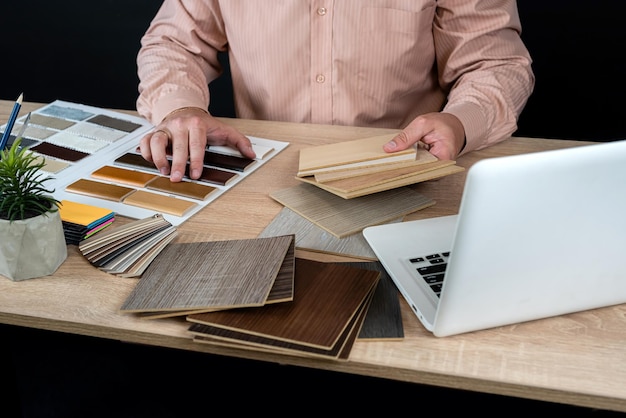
[29,113,76,130]
[203,150,256,172]
[187,258,379,354]
[66,178,135,202]
[87,114,143,132]
[146,176,218,200]
[91,165,158,187]
[119,235,295,313]
[122,190,197,217]
[31,141,89,162]
[270,183,434,238]
[114,152,239,186]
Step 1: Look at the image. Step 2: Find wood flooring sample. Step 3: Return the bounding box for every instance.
[120,235,295,313]
[187,258,380,350]
[270,183,434,238]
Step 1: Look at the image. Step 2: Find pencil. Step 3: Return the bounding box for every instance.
[0,92,24,151]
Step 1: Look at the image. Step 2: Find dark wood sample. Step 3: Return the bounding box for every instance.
[31,141,89,162]
[190,286,372,360]
[203,150,256,172]
[187,258,380,350]
[337,261,404,340]
[119,235,295,313]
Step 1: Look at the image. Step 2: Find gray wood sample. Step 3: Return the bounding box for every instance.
[119,235,295,313]
[270,183,434,238]
[258,207,398,260]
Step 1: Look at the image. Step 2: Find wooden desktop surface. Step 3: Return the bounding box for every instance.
[1,100,625,412]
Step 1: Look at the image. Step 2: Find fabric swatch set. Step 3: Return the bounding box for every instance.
[2,100,288,226]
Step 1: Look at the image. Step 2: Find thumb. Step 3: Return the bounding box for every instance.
[383,132,413,153]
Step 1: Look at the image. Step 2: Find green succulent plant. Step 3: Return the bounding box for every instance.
[0,138,60,221]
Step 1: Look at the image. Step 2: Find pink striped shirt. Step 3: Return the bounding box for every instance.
[137,0,534,154]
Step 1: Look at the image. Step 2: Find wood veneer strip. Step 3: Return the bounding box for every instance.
[123,190,198,217]
[91,165,158,187]
[146,176,218,200]
[65,178,135,202]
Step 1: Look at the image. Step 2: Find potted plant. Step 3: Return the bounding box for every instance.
[0,138,67,281]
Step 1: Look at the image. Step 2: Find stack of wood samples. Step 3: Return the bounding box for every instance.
[187,258,380,360]
[296,133,464,198]
[119,235,296,317]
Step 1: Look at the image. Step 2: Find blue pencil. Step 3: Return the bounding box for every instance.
[0,92,24,151]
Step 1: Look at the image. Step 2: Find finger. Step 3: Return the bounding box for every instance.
[188,126,207,179]
[143,129,172,175]
[169,131,189,183]
[383,131,416,153]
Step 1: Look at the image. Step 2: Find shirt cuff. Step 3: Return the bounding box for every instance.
[442,102,488,156]
[152,90,209,125]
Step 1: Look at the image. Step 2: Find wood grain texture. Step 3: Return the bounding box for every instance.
[122,190,198,216]
[187,258,379,349]
[337,261,404,340]
[190,287,372,361]
[258,207,385,260]
[297,133,416,176]
[65,178,135,202]
[297,164,465,199]
[91,165,158,187]
[119,235,295,313]
[270,183,434,238]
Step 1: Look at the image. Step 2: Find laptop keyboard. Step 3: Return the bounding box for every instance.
[408,252,450,298]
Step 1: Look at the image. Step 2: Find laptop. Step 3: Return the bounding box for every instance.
[363,140,626,337]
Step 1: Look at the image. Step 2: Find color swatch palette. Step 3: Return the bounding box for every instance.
[0,100,289,226]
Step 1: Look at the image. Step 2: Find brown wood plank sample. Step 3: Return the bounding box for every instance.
[122,190,197,217]
[119,235,295,313]
[146,176,218,200]
[190,286,373,360]
[65,178,135,202]
[270,183,434,238]
[91,165,158,187]
[187,258,380,350]
[115,152,239,186]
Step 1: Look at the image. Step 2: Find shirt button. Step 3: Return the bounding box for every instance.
[317,7,327,16]
[316,74,326,83]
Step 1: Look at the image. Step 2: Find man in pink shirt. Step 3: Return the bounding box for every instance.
[137,1,534,182]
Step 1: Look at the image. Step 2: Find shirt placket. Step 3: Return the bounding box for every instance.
[310,0,334,124]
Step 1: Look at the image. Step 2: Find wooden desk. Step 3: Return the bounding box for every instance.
[2,100,625,412]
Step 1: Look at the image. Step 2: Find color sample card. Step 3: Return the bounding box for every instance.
[2,100,289,226]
